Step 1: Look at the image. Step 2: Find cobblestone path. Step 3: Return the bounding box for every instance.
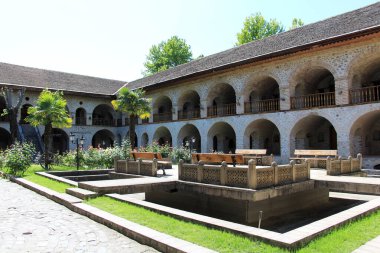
[0,179,158,253]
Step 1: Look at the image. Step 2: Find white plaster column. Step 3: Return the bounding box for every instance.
[172,103,178,121]
[200,100,208,118]
[335,77,350,105]
[279,86,291,111]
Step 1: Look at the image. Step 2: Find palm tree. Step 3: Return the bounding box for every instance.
[112,87,151,148]
[26,90,72,169]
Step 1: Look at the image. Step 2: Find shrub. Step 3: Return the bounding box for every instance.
[170,146,191,164]
[3,142,35,176]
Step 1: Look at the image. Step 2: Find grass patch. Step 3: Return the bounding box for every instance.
[0,164,80,193]
[87,196,380,253]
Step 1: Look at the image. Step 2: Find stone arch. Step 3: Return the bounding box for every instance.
[177,90,201,120]
[141,133,149,147]
[347,52,380,103]
[153,126,172,146]
[207,83,236,116]
[20,104,33,124]
[350,110,380,156]
[243,119,281,155]
[177,124,201,152]
[42,128,69,154]
[290,115,337,154]
[92,129,115,148]
[207,122,236,153]
[92,104,115,126]
[243,76,280,113]
[75,107,87,126]
[289,64,336,109]
[153,96,173,122]
[0,127,11,150]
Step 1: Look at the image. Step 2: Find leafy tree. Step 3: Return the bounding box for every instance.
[236,12,285,46]
[290,18,304,29]
[0,87,25,143]
[26,90,72,169]
[143,36,193,76]
[112,87,151,149]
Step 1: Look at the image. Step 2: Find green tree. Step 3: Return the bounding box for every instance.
[112,87,151,149]
[290,18,304,29]
[236,12,285,46]
[26,90,72,169]
[143,36,193,76]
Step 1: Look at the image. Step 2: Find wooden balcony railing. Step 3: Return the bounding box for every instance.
[75,117,87,126]
[350,85,380,104]
[153,112,172,122]
[178,109,201,120]
[207,103,236,117]
[92,118,115,127]
[290,92,335,109]
[141,118,149,124]
[244,98,280,114]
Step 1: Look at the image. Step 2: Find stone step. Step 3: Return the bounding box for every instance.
[66,187,98,200]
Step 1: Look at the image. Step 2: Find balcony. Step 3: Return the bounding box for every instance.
[290,92,335,110]
[92,118,116,127]
[153,112,172,123]
[244,99,280,114]
[207,103,236,117]
[350,85,380,104]
[178,109,201,120]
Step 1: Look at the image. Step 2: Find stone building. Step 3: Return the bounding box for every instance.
[0,3,379,169]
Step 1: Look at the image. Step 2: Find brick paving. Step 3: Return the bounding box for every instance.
[0,179,158,253]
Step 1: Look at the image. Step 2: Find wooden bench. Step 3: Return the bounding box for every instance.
[130,152,172,175]
[235,149,274,165]
[191,153,244,166]
[290,149,338,168]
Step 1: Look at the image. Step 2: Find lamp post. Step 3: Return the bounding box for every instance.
[70,133,85,170]
[190,136,196,153]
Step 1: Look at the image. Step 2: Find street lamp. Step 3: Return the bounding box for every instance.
[70,132,85,170]
[190,136,196,153]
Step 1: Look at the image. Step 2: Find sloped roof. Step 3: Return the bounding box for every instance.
[127,2,380,90]
[0,62,126,95]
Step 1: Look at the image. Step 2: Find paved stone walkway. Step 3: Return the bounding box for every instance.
[0,179,158,253]
[352,235,380,253]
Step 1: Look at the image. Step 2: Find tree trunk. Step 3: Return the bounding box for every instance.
[44,122,53,170]
[8,108,19,143]
[129,114,136,149]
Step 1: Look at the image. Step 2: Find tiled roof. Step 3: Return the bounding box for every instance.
[127,2,380,90]
[0,62,126,95]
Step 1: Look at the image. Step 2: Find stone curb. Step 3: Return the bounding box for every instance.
[10,177,217,253]
[35,171,78,186]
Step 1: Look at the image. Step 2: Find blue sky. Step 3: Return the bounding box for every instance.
[0,0,378,82]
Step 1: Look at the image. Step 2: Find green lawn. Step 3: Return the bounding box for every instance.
[0,164,78,193]
[86,196,380,253]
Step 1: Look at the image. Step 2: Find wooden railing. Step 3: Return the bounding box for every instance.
[290,92,335,109]
[75,117,86,126]
[178,109,201,120]
[207,103,236,117]
[244,98,280,114]
[141,118,149,124]
[153,112,172,122]
[92,118,115,126]
[125,118,138,126]
[350,85,380,104]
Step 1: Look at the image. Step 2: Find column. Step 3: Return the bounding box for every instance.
[335,77,350,105]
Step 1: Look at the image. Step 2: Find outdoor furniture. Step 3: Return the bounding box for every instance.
[191,153,244,167]
[290,149,338,168]
[130,152,172,175]
[235,149,274,165]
